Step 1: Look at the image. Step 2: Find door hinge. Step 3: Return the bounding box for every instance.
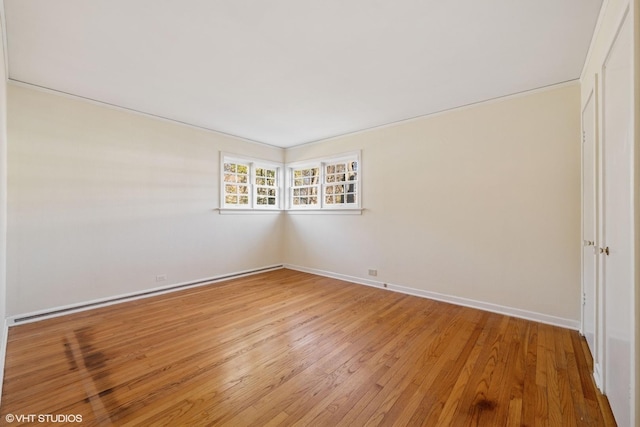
[582,293,586,306]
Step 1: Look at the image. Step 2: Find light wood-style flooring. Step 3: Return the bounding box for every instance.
[0,269,616,426]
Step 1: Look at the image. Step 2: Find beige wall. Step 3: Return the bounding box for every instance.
[7,80,583,326]
[285,83,582,322]
[7,84,285,316]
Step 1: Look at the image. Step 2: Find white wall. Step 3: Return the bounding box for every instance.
[580,0,638,425]
[0,15,8,401]
[636,1,640,422]
[7,84,285,316]
[285,83,582,323]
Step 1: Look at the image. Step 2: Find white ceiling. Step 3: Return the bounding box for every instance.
[3,0,602,147]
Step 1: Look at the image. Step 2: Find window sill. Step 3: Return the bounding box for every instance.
[286,208,363,215]
[216,208,364,215]
[216,208,283,215]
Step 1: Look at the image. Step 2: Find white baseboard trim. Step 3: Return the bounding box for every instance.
[0,318,9,405]
[593,362,604,392]
[284,264,581,330]
[8,264,284,326]
[285,264,383,289]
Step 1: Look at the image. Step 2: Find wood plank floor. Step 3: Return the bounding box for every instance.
[0,269,616,426]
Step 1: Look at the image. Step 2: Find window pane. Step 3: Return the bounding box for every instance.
[256,177,265,185]
[267,170,275,178]
[239,196,249,204]
[225,195,237,204]
[225,184,236,194]
[238,175,248,184]
[224,174,236,183]
[267,178,276,186]
[239,185,249,194]
[224,163,236,173]
[289,156,357,209]
[237,165,248,174]
[268,198,276,205]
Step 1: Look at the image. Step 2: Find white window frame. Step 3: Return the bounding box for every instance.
[220,153,283,212]
[286,151,361,212]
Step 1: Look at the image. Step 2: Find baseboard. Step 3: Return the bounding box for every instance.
[8,264,284,325]
[284,264,581,330]
[593,362,604,391]
[0,318,8,405]
[285,264,383,289]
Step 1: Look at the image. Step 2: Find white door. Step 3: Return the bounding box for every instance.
[581,92,597,359]
[600,10,633,427]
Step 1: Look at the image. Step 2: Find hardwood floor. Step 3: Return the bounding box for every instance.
[0,269,616,426]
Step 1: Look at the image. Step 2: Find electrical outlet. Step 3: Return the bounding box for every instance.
[156,274,167,282]
[368,269,378,277]
[383,283,388,288]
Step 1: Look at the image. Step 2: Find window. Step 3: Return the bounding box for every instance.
[324,159,358,206]
[255,167,278,206]
[221,154,282,210]
[287,152,360,211]
[291,166,320,207]
[223,161,250,207]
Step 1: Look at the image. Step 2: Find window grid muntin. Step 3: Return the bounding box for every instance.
[223,162,250,206]
[291,167,320,207]
[254,165,279,207]
[323,160,358,206]
[221,154,282,210]
[288,154,360,210]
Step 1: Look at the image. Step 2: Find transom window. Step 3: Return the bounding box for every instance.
[221,154,282,210]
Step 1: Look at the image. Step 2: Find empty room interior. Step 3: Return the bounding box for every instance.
[0,0,637,426]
